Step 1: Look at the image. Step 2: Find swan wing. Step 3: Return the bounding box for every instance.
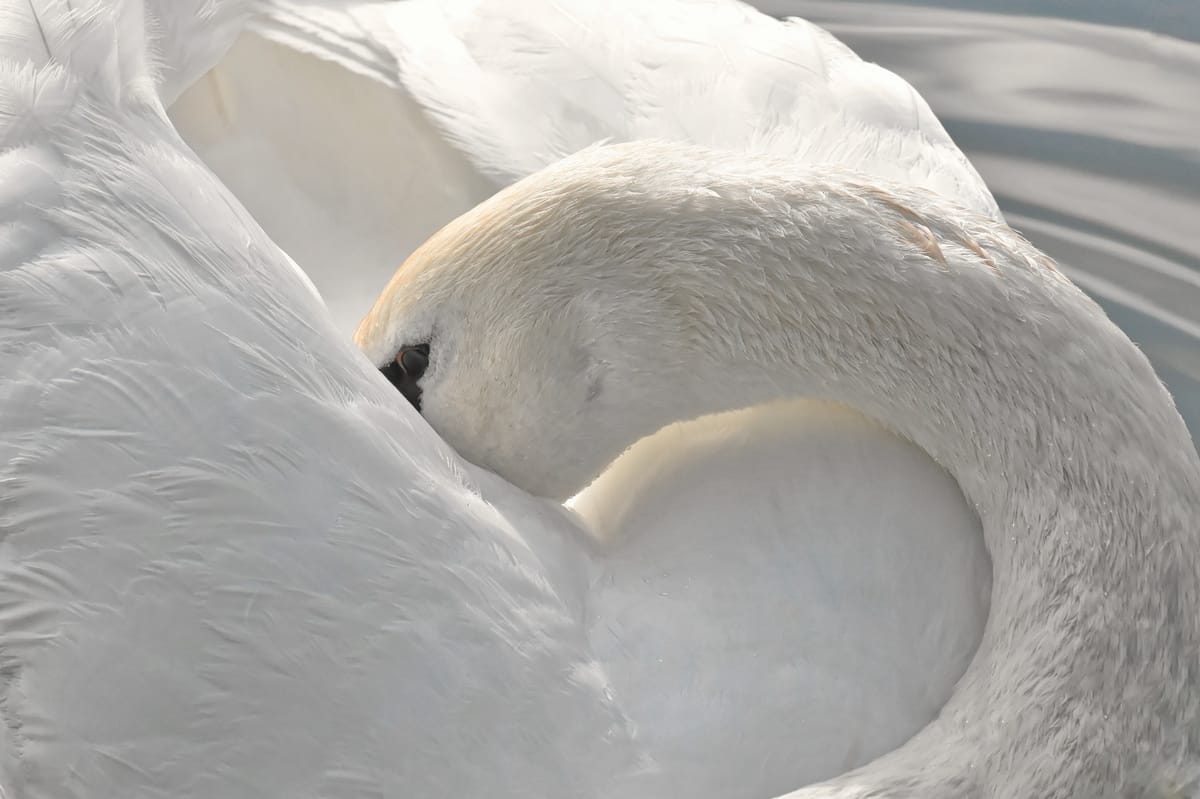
[170,1,498,333]
[0,3,638,796]
[366,0,1001,218]
[171,0,1000,334]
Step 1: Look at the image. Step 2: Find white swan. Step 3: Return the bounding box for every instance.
[6,1,1191,797]
[171,6,996,786]
[354,140,1200,796]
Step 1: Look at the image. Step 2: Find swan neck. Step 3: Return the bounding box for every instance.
[642,178,1200,795]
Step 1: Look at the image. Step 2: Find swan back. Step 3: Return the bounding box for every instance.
[173,0,1000,333]
[344,0,1001,219]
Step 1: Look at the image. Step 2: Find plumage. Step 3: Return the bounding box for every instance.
[0,3,641,796]
[7,1,1193,798]
[172,0,1000,333]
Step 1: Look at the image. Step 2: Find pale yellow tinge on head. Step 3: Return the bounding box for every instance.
[352,181,535,362]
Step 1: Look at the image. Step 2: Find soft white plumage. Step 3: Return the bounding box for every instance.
[5,1,1195,798]
[172,0,1001,333]
[0,2,638,796]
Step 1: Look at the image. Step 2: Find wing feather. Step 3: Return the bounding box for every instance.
[174,0,999,332]
[0,3,639,796]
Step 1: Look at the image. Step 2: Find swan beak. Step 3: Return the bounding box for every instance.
[380,361,423,412]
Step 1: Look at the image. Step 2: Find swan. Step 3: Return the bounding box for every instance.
[354,140,1200,796]
[171,5,996,786]
[6,0,1190,797]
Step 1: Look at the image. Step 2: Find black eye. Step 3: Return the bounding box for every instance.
[399,343,430,379]
[380,343,430,411]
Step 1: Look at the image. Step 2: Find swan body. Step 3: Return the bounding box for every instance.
[8,1,1183,798]
[356,140,1200,796]
[574,400,990,797]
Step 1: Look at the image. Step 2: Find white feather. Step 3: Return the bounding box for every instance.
[0,3,642,796]
[172,0,1000,333]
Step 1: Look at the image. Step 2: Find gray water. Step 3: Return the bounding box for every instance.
[756,1,1200,442]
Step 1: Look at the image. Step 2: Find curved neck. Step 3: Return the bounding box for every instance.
[628,177,1200,796]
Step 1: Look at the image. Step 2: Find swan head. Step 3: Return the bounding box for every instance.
[355,143,748,499]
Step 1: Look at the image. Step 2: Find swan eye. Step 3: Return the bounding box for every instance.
[380,343,430,411]
[399,344,430,379]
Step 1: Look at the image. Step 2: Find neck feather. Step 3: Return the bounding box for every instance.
[628,173,1200,795]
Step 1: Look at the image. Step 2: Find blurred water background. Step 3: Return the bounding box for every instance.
[756,1,1200,442]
